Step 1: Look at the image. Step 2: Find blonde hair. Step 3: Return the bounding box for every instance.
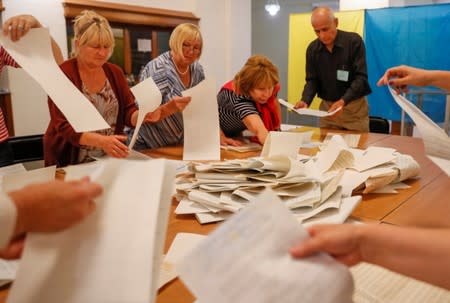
[73,10,114,57]
[169,23,203,59]
[234,55,279,96]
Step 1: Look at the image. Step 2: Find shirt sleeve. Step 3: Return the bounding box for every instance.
[0,193,17,249]
[301,45,318,105]
[341,35,371,103]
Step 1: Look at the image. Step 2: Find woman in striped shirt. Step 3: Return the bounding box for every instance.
[133,23,204,150]
[217,55,282,146]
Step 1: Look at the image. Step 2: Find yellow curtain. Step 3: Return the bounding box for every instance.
[288,10,364,109]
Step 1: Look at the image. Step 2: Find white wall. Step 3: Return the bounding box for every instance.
[340,0,389,10]
[2,0,251,136]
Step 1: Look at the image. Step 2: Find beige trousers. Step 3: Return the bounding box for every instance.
[319,97,369,132]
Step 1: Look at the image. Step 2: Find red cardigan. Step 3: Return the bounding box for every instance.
[44,58,137,167]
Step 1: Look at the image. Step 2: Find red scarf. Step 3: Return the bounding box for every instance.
[222,81,281,134]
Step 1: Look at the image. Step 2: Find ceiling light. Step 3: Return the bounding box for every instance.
[265,0,280,16]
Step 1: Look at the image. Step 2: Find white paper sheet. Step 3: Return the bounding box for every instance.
[182,79,220,160]
[178,189,354,303]
[129,77,162,149]
[2,166,56,192]
[261,131,304,158]
[352,262,450,303]
[0,259,19,287]
[388,87,450,175]
[0,28,109,132]
[279,98,342,117]
[302,195,362,227]
[7,158,176,303]
[158,233,206,288]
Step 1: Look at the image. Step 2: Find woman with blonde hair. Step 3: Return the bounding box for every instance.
[133,23,204,150]
[218,55,281,146]
[44,10,162,167]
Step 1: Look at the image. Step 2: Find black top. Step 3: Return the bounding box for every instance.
[217,88,259,137]
[301,30,371,105]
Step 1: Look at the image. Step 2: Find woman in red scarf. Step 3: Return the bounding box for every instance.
[217,55,281,146]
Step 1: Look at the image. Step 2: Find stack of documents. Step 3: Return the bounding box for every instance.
[175,135,420,225]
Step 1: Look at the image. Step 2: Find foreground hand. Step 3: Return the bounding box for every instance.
[294,100,308,109]
[0,236,25,259]
[377,65,428,94]
[3,14,42,41]
[101,135,129,158]
[328,99,345,118]
[10,177,102,236]
[290,224,363,267]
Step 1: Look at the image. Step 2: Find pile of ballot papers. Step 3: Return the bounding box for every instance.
[175,134,421,224]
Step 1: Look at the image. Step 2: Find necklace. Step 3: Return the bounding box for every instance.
[174,61,189,75]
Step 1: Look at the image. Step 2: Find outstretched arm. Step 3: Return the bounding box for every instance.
[377,65,450,93]
[290,223,450,290]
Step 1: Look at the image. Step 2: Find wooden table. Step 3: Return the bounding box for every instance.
[1,128,448,302]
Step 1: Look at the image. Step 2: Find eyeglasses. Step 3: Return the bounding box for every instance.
[182,43,201,53]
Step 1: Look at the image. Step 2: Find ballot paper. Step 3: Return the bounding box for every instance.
[178,189,354,303]
[279,98,342,117]
[0,259,19,287]
[352,262,450,303]
[8,158,176,303]
[0,28,109,132]
[182,79,220,161]
[220,141,262,153]
[158,233,206,288]
[129,77,162,149]
[260,131,304,158]
[388,87,450,176]
[2,166,56,192]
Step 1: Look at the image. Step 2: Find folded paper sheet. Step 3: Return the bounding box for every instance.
[8,158,176,303]
[182,79,220,161]
[178,190,354,303]
[128,77,162,149]
[0,28,109,132]
[279,99,342,117]
[261,131,305,158]
[388,87,450,176]
[158,233,206,289]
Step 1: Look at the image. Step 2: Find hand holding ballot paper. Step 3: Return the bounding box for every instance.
[279,99,342,117]
[378,65,450,175]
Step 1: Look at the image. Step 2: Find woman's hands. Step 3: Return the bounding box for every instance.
[99,135,129,158]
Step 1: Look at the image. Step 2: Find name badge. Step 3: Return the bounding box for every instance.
[337,70,349,82]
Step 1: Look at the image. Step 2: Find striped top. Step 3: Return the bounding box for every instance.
[0,47,19,143]
[133,51,205,149]
[217,88,259,137]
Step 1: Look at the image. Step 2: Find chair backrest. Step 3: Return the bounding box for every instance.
[369,116,390,134]
[8,134,44,163]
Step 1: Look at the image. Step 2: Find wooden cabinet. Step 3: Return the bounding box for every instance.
[63,0,199,85]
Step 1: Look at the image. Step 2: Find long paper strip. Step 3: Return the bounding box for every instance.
[0,28,109,132]
[182,79,220,161]
[129,77,162,149]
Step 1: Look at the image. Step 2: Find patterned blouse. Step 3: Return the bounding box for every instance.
[78,79,118,163]
[132,51,205,150]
